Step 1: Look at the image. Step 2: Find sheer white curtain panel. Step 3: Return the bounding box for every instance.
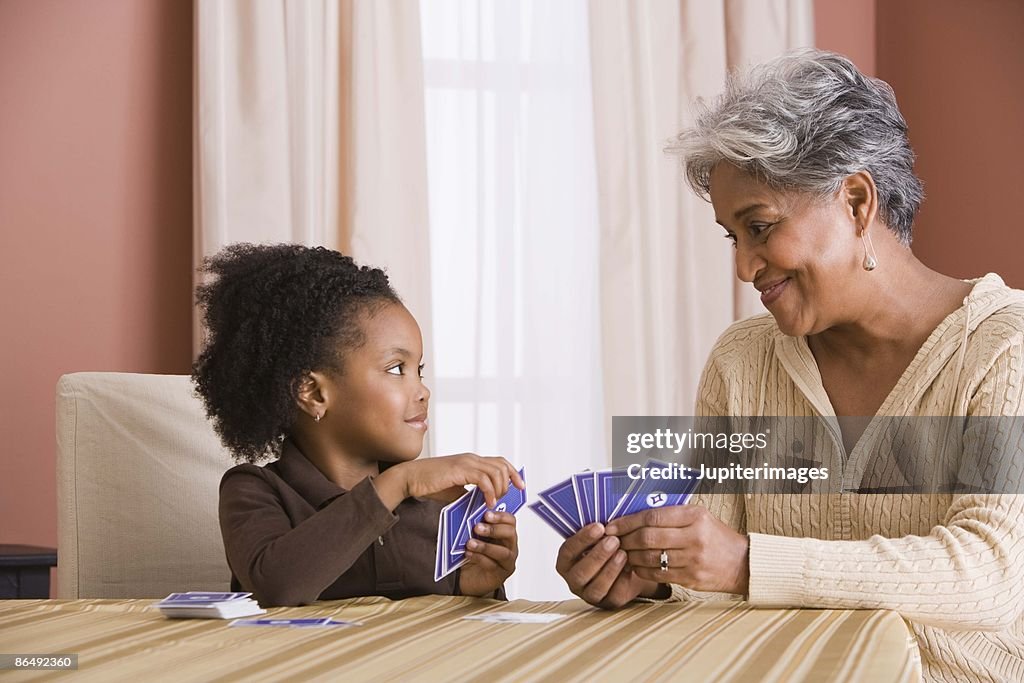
[420,0,602,600]
[193,0,434,359]
[193,0,340,348]
[588,0,814,420]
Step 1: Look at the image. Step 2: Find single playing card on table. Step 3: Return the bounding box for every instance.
[462,612,568,624]
[230,618,361,628]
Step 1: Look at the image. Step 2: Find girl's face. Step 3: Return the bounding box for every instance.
[708,162,863,337]
[322,302,430,463]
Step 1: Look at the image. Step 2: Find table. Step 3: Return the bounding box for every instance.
[0,546,57,599]
[0,596,920,682]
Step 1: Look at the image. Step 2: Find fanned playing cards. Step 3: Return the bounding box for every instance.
[435,468,526,581]
[529,460,701,538]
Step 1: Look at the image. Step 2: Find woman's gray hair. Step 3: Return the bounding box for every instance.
[668,48,922,244]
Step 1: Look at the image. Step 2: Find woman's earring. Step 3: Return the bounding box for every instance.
[314,412,322,423]
[861,229,878,271]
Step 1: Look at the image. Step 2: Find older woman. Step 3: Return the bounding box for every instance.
[556,49,1024,681]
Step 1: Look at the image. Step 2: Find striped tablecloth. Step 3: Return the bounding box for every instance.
[0,596,919,682]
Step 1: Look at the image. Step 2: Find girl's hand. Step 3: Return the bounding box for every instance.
[458,511,518,597]
[605,506,750,595]
[374,454,524,510]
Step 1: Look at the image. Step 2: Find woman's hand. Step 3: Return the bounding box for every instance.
[605,506,750,595]
[375,454,525,510]
[458,511,518,597]
[556,524,668,609]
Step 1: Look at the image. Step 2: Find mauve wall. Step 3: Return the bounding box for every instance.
[877,0,1024,288]
[814,0,876,76]
[0,0,193,592]
[816,0,1024,287]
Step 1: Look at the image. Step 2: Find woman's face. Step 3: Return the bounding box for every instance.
[321,302,431,463]
[708,162,861,337]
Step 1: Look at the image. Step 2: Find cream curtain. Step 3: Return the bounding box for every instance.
[193,0,432,357]
[342,1,434,357]
[193,0,340,349]
[589,0,814,420]
[419,0,604,601]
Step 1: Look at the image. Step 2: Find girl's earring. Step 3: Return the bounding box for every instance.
[861,228,878,271]
[314,412,322,423]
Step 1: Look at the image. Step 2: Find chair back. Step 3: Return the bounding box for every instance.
[56,373,232,598]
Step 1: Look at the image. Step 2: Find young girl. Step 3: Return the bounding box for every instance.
[192,243,524,606]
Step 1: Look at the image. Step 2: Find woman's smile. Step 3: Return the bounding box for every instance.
[758,277,790,306]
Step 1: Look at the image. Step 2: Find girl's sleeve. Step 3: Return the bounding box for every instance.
[745,340,1024,630]
[219,468,397,607]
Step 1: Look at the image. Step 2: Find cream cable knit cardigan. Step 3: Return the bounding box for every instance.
[677,274,1024,682]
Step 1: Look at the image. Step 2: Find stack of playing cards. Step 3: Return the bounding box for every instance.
[435,469,527,581]
[529,459,700,538]
[154,592,266,619]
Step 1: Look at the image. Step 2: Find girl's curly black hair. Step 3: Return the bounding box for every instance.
[192,243,399,463]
